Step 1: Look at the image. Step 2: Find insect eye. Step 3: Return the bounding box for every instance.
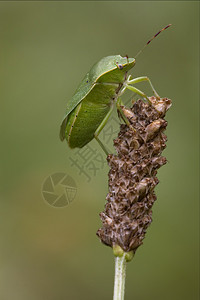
[116,63,123,70]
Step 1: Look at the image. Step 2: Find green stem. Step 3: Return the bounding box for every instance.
[113,254,127,300]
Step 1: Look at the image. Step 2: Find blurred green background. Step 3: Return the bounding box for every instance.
[0,1,199,299]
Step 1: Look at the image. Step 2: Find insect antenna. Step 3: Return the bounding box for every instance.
[135,24,172,59]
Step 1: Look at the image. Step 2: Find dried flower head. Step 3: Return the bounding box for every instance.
[97,96,172,253]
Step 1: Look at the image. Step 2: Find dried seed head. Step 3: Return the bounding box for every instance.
[97,96,172,253]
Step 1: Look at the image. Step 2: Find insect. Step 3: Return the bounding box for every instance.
[60,25,171,155]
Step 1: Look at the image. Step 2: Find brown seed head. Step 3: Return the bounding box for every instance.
[97,96,172,253]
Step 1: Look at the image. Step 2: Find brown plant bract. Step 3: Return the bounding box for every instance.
[97,96,172,253]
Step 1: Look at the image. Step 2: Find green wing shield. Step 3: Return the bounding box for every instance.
[63,72,94,117]
[59,72,94,141]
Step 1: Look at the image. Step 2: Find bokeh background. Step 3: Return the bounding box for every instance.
[0,1,199,299]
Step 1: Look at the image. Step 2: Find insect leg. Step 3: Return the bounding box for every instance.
[94,105,114,155]
[116,98,131,127]
[126,85,150,102]
[95,137,110,156]
[127,76,160,99]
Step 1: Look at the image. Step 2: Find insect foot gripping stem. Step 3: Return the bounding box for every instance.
[97,96,172,254]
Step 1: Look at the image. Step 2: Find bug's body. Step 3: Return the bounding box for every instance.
[60,55,135,148]
[60,25,171,153]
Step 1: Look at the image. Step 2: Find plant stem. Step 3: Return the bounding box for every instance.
[113,254,127,300]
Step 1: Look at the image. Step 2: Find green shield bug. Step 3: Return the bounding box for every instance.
[60,25,171,155]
